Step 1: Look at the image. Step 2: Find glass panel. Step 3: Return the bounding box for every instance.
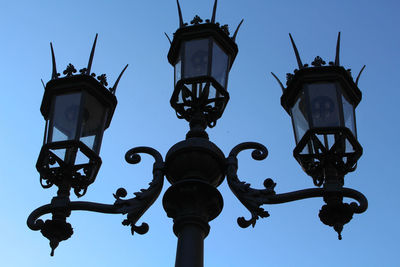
[175,57,181,86]
[75,148,91,165]
[341,93,357,137]
[208,83,224,110]
[49,148,66,163]
[80,93,107,154]
[50,93,82,142]
[291,91,309,144]
[345,139,355,153]
[183,39,209,78]
[211,41,229,88]
[307,83,341,128]
[178,83,194,104]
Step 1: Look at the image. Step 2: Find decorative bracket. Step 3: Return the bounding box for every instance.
[27,146,164,256]
[226,142,368,239]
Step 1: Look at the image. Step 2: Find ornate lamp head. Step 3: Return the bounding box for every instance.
[167,0,243,131]
[275,33,365,185]
[37,34,128,197]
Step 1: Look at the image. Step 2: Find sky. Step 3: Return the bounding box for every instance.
[0,0,399,266]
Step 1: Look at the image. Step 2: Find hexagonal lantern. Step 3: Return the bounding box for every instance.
[167,1,242,127]
[278,33,364,184]
[36,37,127,197]
[40,74,116,159]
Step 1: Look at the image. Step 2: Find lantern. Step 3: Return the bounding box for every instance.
[36,37,126,196]
[167,3,242,127]
[279,34,364,183]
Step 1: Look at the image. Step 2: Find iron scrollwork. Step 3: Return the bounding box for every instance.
[27,146,165,256]
[226,142,276,228]
[116,146,165,235]
[226,142,368,239]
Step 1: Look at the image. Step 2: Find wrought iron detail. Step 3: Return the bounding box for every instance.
[220,24,229,35]
[63,63,77,76]
[283,33,363,85]
[175,0,239,39]
[41,218,73,256]
[191,15,203,25]
[28,146,165,255]
[36,141,102,198]
[117,146,165,235]
[47,35,127,94]
[97,74,108,86]
[226,142,275,228]
[311,56,326,67]
[226,141,367,239]
[293,127,363,184]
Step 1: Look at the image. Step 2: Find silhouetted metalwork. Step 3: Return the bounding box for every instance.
[28,3,367,267]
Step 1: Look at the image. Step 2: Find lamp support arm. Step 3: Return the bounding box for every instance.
[226,142,368,233]
[27,146,165,255]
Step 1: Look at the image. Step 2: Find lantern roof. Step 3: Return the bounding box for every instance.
[40,34,128,128]
[167,0,243,66]
[274,33,365,114]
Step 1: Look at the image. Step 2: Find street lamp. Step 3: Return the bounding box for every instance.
[28,0,368,266]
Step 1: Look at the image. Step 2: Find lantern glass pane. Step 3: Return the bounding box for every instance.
[211,41,229,88]
[80,93,108,154]
[49,93,82,142]
[341,93,356,137]
[175,56,181,86]
[183,39,210,78]
[307,83,341,128]
[177,84,193,104]
[291,91,309,144]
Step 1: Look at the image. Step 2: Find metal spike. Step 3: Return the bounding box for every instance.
[41,79,46,89]
[111,64,129,94]
[232,19,244,41]
[177,0,184,28]
[50,42,58,79]
[271,72,285,92]
[289,33,304,69]
[86,33,98,75]
[355,65,366,86]
[335,32,341,66]
[211,0,218,23]
[164,32,172,45]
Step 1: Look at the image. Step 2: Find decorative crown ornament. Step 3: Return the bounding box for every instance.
[48,34,128,94]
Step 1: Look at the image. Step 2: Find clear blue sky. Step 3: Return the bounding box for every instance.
[1,0,399,266]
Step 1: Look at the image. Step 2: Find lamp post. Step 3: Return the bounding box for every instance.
[28,1,367,266]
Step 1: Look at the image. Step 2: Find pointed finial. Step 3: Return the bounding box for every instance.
[289,33,304,69]
[164,32,172,44]
[50,42,58,80]
[271,72,285,92]
[334,224,343,240]
[177,0,184,28]
[232,19,244,42]
[335,32,341,66]
[211,0,218,23]
[86,33,98,75]
[355,65,366,86]
[111,64,129,94]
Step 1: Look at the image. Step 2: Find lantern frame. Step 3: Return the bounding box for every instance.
[168,21,239,127]
[278,35,364,184]
[37,74,117,196]
[35,36,127,197]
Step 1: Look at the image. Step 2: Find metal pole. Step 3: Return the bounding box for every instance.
[175,221,207,267]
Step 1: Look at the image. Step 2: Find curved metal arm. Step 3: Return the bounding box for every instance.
[27,146,165,255]
[226,142,368,229]
[226,142,275,228]
[28,146,164,233]
[27,201,127,231]
[116,146,165,235]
